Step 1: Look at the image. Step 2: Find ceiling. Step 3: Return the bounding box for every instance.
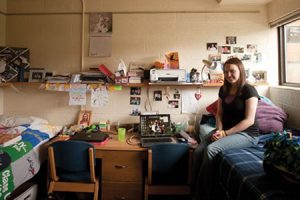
[217,0,272,5]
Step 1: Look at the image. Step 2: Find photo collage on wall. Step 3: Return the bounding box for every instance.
[206,36,266,83]
[168,89,180,109]
[129,87,141,116]
[0,47,30,82]
[153,88,181,109]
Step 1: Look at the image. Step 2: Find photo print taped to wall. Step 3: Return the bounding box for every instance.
[130,97,141,105]
[206,43,218,51]
[130,87,141,95]
[154,90,162,101]
[168,100,179,108]
[226,36,237,44]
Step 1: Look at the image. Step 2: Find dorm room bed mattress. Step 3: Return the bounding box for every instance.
[0,124,61,200]
[217,146,299,200]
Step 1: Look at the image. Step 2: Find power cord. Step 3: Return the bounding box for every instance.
[126,133,141,146]
[144,86,152,112]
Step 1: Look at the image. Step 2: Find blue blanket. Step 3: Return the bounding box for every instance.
[217,146,299,200]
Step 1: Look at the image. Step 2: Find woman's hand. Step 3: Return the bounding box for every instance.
[211,130,226,141]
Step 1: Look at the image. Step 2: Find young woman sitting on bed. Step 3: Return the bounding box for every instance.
[192,57,260,200]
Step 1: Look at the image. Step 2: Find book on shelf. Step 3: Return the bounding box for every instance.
[0,133,22,147]
[45,74,70,83]
[98,64,114,80]
[128,76,142,83]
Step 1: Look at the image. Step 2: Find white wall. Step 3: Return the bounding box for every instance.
[269,87,300,129]
[3,0,275,127]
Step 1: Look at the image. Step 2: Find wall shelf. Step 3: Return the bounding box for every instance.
[0,81,223,90]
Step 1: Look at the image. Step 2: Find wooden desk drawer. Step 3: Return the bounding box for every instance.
[102,182,142,200]
[102,151,143,182]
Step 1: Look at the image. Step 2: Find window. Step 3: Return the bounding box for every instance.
[279,18,300,86]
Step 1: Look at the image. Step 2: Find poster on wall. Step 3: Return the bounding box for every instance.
[0,47,30,82]
[89,12,113,35]
[69,84,87,106]
[89,12,113,57]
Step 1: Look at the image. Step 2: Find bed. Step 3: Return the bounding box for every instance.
[216,146,299,200]
[0,116,62,200]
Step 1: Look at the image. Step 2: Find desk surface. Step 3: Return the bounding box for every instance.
[51,132,146,151]
[50,131,196,154]
[94,133,145,151]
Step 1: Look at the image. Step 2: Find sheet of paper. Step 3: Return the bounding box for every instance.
[91,86,109,107]
[181,90,201,114]
[89,36,112,57]
[69,84,87,105]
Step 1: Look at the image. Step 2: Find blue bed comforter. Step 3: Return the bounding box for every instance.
[217,146,299,200]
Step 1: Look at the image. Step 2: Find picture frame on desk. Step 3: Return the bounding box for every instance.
[29,69,45,82]
[78,110,92,126]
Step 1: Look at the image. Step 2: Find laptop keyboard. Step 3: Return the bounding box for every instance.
[143,137,172,143]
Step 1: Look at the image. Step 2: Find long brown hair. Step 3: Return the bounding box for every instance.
[222,57,246,96]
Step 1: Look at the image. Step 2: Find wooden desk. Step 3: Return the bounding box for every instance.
[48,133,146,200]
[49,133,194,200]
[94,133,147,200]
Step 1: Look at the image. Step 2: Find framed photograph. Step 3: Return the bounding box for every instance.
[29,69,45,82]
[78,110,92,126]
[252,70,267,83]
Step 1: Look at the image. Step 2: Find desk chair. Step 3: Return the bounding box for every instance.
[144,143,192,200]
[47,140,99,200]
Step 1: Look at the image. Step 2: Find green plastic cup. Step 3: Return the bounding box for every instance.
[118,128,126,142]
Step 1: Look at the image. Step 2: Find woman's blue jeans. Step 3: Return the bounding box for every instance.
[192,124,258,199]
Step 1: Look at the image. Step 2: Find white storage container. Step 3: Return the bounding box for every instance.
[14,184,38,200]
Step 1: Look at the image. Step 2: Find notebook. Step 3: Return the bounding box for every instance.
[139,114,175,147]
[70,131,108,142]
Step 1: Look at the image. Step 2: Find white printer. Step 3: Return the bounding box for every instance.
[150,69,186,82]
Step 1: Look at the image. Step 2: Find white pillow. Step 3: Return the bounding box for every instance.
[29,116,48,125]
[0,115,32,128]
[0,115,49,128]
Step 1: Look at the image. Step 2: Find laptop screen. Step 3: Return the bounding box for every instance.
[140,114,172,137]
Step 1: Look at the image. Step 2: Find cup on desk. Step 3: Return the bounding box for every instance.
[118,128,126,142]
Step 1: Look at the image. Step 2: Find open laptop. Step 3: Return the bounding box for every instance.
[70,130,108,142]
[139,114,175,147]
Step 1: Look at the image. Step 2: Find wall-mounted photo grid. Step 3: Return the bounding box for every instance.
[206,36,265,84]
[129,87,141,116]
